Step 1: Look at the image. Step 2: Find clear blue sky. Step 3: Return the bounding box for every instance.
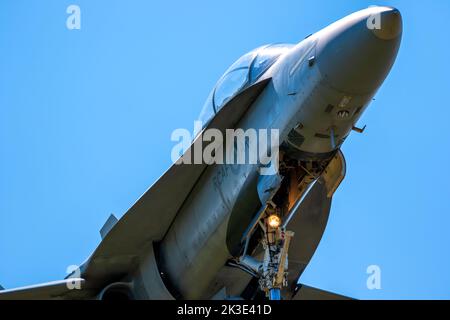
[1,0,449,299]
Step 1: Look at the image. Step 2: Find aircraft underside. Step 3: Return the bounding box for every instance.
[0,5,401,301]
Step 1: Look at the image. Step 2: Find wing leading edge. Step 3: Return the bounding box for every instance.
[0,78,272,300]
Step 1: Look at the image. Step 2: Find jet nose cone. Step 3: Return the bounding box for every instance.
[315,7,402,95]
[372,8,403,40]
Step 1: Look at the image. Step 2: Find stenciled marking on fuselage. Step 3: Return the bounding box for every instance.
[212,141,247,210]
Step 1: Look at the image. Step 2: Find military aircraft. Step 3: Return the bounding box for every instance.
[0,6,402,300]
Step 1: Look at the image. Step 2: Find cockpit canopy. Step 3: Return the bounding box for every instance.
[198,43,293,127]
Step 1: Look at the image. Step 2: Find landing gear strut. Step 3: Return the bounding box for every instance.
[236,176,318,300]
[235,151,346,300]
[258,215,294,300]
[234,209,295,300]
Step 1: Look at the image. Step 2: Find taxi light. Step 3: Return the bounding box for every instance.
[268,215,282,229]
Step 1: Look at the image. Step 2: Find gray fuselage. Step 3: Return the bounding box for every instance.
[156,6,402,299]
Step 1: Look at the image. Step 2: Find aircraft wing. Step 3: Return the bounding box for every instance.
[293,284,353,300]
[0,279,97,300]
[0,78,272,300]
[2,79,272,299]
[79,78,272,289]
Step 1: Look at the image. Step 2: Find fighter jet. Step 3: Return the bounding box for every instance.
[0,6,402,300]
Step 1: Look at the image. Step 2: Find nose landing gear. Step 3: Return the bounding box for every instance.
[233,208,296,300]
[259,218,294,300]
[234,151,346,300]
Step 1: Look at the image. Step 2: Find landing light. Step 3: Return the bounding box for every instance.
[268,215,282,229]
